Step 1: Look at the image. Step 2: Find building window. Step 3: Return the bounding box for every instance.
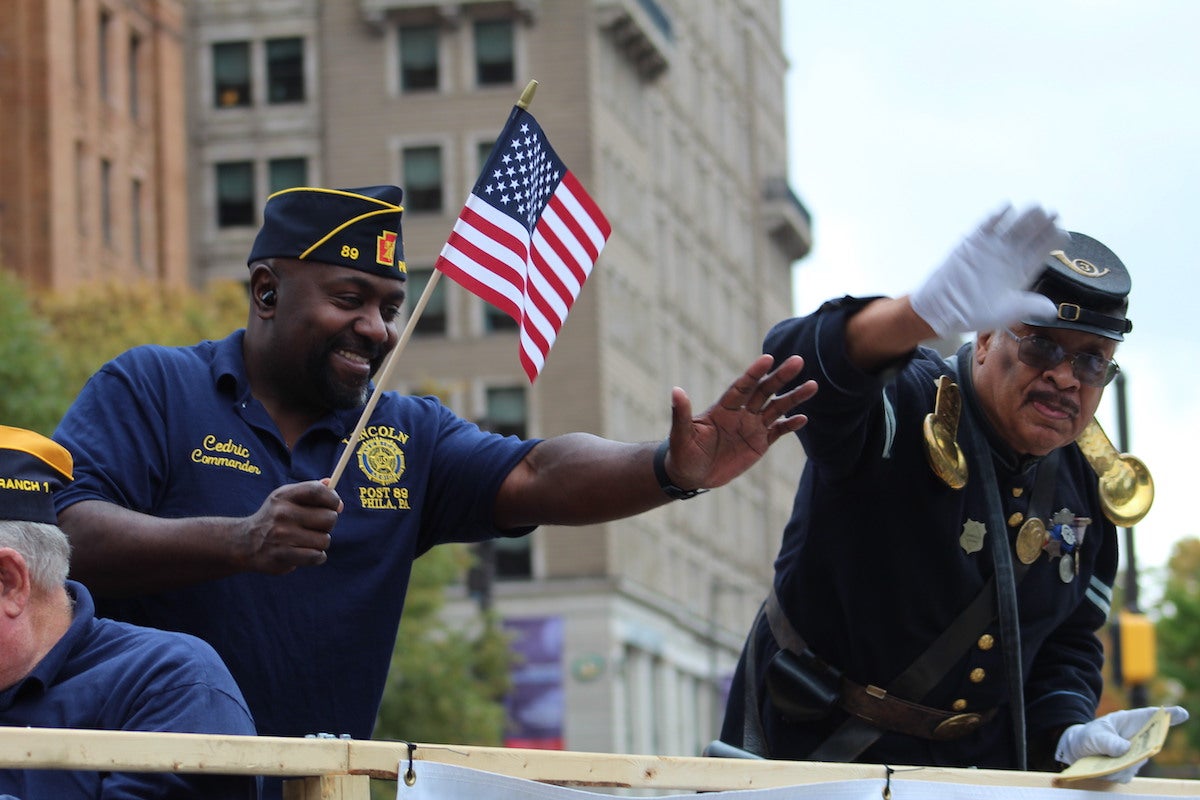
[215,161,255,227]
[213,41,251,108]
[73,0,84,87]
[131,178,143,266]
[477,140,496,174]
[268,157,308,193]
[484,302,518,332]
[100,159,113,246]
[75,142,87,236]
[406,267,447,335]
[266,37,305,104]
[128,33,141,119]
[402,146,443,212]
[399,25,439,91]
[486,386,529,579]
[474,19,514,86]
[98,10,112,102]
[485,386,526,437]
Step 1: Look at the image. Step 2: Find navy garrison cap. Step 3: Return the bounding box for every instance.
[248,186,407,281]
[1024,231,1132,341]
[0,426,73,524]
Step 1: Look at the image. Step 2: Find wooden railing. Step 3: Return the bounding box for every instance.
[1,727,1198,799]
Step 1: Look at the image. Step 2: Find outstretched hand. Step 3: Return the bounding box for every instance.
[659,354,816,491]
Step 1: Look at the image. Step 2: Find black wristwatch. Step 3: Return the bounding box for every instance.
[653,439,709,500]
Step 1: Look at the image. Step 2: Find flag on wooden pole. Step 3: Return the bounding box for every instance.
[434,103,611,382]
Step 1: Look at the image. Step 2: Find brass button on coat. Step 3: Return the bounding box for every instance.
[977,634,994,651]
[969,668,986,683]
[952,699,968,711]
[1008,512,1024,527]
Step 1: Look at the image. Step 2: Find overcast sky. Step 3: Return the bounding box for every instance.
[780,1,1199,601]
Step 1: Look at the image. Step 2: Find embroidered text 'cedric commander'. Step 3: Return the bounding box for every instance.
[249,185,407,281]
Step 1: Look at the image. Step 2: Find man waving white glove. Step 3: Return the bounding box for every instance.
[910,204,1068,338]
[1055,706,1190,783]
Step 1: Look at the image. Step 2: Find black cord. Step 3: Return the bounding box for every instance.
[403,741,417,786]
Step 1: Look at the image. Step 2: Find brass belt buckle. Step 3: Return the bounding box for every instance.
[932,712,983,740]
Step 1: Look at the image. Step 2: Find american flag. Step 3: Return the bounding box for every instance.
[434,105,611,382]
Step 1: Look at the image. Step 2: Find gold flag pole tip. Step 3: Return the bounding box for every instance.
[518,80,538,109]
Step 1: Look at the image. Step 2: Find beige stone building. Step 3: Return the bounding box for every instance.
[0,0,190,291]
[184,0,811,756]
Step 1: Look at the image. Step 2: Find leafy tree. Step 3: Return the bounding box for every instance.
[370,544,514,799]
[36,279,247,402]
[0,271,70,434]
[1151,537,1200,770]
[373,544,513,744]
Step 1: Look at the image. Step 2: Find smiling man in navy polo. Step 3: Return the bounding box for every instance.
[51,185,818,798]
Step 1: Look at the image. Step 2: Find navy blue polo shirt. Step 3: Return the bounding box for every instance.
[0,582,258,799]
[723,297,1117,768]
[53,330,539,745]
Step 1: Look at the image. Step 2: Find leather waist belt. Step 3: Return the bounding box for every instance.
[838,678,996,741]
[764,589,995,743]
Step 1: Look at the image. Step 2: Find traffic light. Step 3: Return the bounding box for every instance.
[1110,609,1156,686]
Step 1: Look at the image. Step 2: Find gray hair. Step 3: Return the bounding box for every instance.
[0,519,71,590]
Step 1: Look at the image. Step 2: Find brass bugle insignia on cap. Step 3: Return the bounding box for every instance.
[924,375,968,489]
[1075,418,1154,526]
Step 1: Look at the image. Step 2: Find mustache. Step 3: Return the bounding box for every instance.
[1027,389,1080,418]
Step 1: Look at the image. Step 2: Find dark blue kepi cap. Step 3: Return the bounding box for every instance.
[0,426,73,524]
[248,186,407,281]
[1023,231,1132,341]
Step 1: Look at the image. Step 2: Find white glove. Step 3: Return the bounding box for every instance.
[1055,706,1190,783]
[909,204,1067,338]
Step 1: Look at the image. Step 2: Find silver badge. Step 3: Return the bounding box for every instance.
[1059,555,1076,583]
[960,519,986,554]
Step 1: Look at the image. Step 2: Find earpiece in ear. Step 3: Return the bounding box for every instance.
[260,289,277,306]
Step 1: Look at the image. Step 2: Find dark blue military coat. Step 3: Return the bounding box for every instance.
[721,297,1117,769]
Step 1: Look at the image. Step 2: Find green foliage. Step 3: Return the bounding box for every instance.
[0,271,71,434]
[370,544,515,800]
[36,279,246,403]
[373,544,513,745]
[0,273,245,435]
[1152,538,1200,765]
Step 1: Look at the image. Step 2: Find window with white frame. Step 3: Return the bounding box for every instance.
[402,145,443,212]
[215,161,256,227]
[268,157,308,193]
[212,41,251,108]
[473,19,514,86]
[486,385,531,579]
[398,24,439,91]
[266,37,305,104]
[405,266,447,336]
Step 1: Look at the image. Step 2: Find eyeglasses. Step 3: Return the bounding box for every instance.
[1002,328,1120,387]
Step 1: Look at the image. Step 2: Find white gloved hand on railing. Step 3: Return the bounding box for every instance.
[909,204,1067,338]
[1055,706,1189,783]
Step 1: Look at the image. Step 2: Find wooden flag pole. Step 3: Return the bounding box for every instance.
[327,79,540,490]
